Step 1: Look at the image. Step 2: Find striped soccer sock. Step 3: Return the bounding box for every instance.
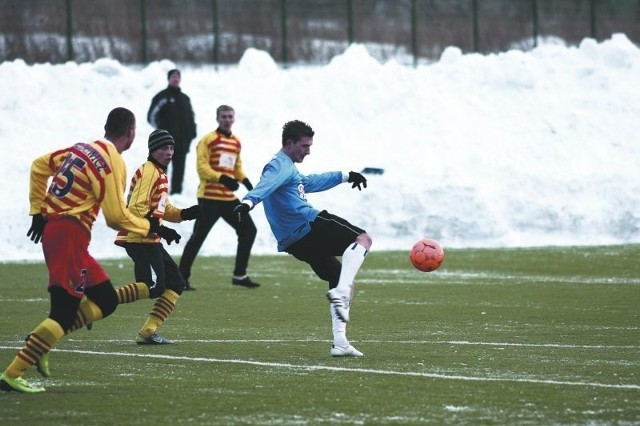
[3,318,64,378]
[116,282,150,304]
[139,289,179,337]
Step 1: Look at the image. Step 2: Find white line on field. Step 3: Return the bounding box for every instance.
[367,340,640,349]
[2,338,638,350]
[54,338,640,350]
[0,345,638,391]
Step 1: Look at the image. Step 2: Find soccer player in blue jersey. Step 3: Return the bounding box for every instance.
[233,120,371,357]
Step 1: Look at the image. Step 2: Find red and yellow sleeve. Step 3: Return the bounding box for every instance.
[127,164,155,220]
[196,132,222,183]
[99,146,150,235]
[163,201,183,223]
[29,149,67,215]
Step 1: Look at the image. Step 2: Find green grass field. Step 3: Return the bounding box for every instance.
[1,246,639,425]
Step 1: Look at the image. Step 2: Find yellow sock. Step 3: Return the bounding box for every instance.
[3,318,64,378]
[116,282,150,304]
[139,290,179,337]
[66,297,104,334]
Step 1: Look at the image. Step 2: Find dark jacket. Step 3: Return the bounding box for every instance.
[147,86,197,152]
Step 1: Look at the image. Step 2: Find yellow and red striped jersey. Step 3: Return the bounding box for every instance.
[114,160,182,245]
[29,139,150,236]
[196,130,248,201]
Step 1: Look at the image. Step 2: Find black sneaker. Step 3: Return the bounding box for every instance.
[183,282,196,291]
[232,276,260,288]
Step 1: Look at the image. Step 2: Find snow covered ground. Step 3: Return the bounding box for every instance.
[1,33,639,261]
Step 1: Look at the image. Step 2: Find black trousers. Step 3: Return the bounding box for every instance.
[124,243,186,298]
[169,147,188,194]
[179,198,257,281]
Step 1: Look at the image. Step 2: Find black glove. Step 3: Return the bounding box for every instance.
[27,214,47,244]
[146,213,161,236]
[219,175,239,191]
[159,225,181,245]
[242,178,254,191]
[233,203,250,223]
[348,171,368,191]
[180,205,201,221]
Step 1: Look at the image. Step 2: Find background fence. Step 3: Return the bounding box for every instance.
[1,0,639,66]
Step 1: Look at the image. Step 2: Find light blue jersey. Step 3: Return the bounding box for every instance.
[243,150,343,251]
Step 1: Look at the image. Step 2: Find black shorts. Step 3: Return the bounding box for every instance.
[285,211,366,289]
[286,211,366,260]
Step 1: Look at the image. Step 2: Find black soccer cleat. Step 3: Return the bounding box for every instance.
[232,276,260,288]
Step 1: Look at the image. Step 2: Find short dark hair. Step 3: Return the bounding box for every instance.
[282,120,314,146]
[216,105,234,118]
[104,107,135,139]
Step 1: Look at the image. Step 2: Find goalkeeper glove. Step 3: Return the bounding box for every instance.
[219,175,239,191]
[27,213,47,244]
[233,203,250,223]
[180,205,201,221]
[159,226,181,245]
[242,178,254,191]
[348,171,368,191]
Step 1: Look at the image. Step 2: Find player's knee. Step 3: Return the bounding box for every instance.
[98,292,118,318]
[86,281,118,318]
[357,233,372,250]
[238,223,257,241]
[48,286,81,331]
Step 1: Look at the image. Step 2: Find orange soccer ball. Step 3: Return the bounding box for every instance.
[409,238,444,272]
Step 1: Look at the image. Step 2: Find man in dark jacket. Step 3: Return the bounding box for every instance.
[147,69,197,194]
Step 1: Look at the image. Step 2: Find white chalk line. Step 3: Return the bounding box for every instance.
[0,344,637,391]
[34,338,640,350]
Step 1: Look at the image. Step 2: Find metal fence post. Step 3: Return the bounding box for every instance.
[411,0,417,67]
[281,0,288,65]
[347,0,354,45]
[141,0,148,64]
[472,0,479,52]
[66,0,73,61]
[212,0,219,66]
[532,0,539,47]
[590,0,597,39]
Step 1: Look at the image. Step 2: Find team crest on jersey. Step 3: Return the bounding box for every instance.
[297,183,306,200]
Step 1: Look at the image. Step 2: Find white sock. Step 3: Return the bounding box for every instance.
[336,243,368,295]
[330,304,349,347]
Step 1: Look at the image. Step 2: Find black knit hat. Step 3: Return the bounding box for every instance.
[167,69,180,79]
[148,130,175,152]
